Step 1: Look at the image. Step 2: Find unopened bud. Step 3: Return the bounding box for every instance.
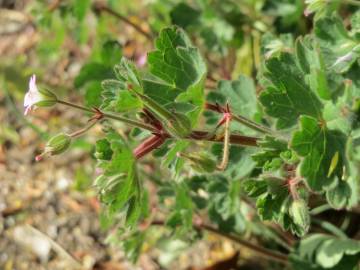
[289,199,310,236]
[37,133,71,161]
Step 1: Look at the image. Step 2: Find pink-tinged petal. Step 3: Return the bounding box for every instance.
[24,92,30,106]
[29,74,37,92]
[24,106,31,115]
[24,75,43,115]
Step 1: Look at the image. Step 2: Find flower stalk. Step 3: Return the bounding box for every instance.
[57,100,158,133]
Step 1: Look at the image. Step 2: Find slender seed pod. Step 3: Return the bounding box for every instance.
[129,88,192,138]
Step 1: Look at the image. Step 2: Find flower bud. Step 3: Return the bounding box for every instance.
[36,133,72,161]
[45,133,72,155]
[289,199,310,236]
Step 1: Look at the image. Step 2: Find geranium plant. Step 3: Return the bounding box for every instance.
[25,1,360,269]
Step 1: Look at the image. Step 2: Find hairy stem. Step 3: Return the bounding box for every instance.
[58,100,259,146]
[69,120,98,138]
[57,100,94,113]
[57,100,158,132]
[150,220,289,265]
[102,112,158,132]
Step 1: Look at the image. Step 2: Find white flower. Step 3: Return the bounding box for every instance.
[23,74,57,115]
[24,75,42,115]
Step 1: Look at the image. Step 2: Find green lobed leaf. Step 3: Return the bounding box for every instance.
[256,188,288,222]
[315,14,360,73]
[291,116,347,191]
[252,135,288,171]
[326,181,351,209]
[297,234,332,264]
[147,26,207,124]
[315,238,360,268]
[148,26,206,91]
[295,36,341,101]
[95,139,113,160]
[94,130,142,228]
[260,53,323,129]
[243,179,268,198]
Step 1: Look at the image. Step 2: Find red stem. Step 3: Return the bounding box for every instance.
[133,134,166,159]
